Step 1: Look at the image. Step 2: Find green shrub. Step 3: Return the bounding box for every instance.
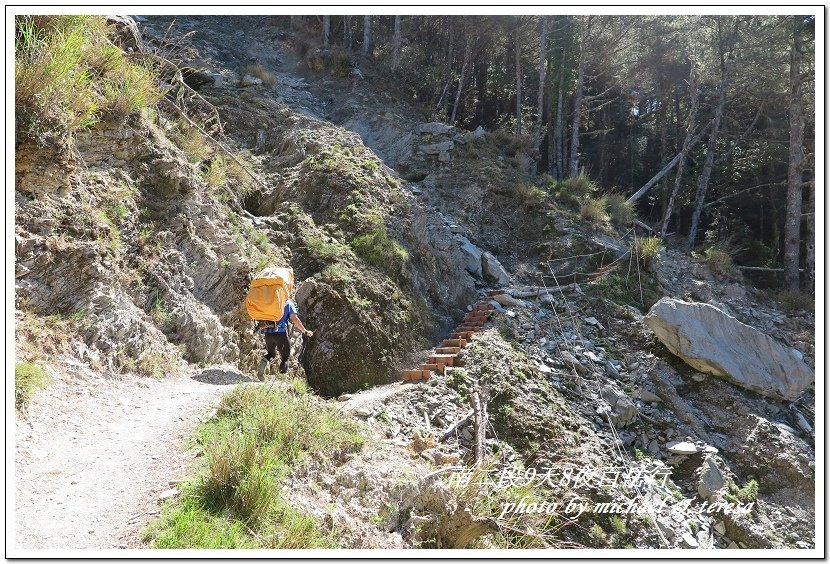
[15,362,49,408]
[146,383,363,548]
[350,223,408,278]
[555,175,598,208]
[580,196,609,225]
[609,514,627,535]
[202,433,276,524]
[604,193,634,226]
[775,290,814,314]
[700,246,740,280]
[15,15,160,144]
[632,237,662,272]
[515,183,548,208]
[736,479,759,503]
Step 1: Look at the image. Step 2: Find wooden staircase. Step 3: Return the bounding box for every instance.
[402,290,504,383]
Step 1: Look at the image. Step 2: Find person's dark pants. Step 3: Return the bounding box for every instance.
[264,331,291,371]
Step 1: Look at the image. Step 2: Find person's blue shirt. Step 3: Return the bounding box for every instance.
[264,301,297,334]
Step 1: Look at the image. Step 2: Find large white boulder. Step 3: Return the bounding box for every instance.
[644,298,813,401]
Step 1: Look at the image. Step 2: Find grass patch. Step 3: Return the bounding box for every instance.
[15,15,160,145]
[554,175,598,209]
[632,236,662,273]
[773,290,814,314]
[239,63,277,87]
[445,461,563,549]
[696,245,741,280]
[587,265,663,311]
[580,196,609,225]
[349,221,408,279]
[604,193,634,226]
[145,382,365,548]
[15,362,50,408]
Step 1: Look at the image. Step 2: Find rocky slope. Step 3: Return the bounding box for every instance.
[14,15,816,551]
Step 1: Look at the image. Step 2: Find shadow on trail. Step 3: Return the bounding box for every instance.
[191,367,252,386]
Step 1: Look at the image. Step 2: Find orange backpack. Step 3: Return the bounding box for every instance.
[245,267,295,322]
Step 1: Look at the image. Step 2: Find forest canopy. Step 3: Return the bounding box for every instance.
[290,14,816,290]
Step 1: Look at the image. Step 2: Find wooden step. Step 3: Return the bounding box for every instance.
[419,363,445,375]
[429,354,456,367]
[464,312,489,322]
[441,338,467,348]
[486,289,507,297]
[435,346,461,354]
[458,323,484,330]
[403,369,433,382]
[473,303,495,312]
[449,331,475,340]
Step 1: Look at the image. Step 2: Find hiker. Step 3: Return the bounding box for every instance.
[256,300,313,381]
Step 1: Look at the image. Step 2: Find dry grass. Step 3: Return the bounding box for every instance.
[15,15,160,143]
[240,63,277,87]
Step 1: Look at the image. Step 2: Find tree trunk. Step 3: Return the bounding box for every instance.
[661,61,699,236]
[362,16,371,57]
[784,15,805,290]
[392,15,402,72]
[515,20,522,136]
[450,36,472,125]
[533,16,548,154]
[554,47,566,180]
[805,178,814,291]
[344,15,352,49]
[569,17,590,178]
[627,119,712,204]
[322,15,330,48]
[545,52,555,174]
[687,22,737,249]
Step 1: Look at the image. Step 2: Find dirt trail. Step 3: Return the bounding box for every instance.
[14,366,248,549]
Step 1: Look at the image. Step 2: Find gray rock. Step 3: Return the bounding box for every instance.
[697,457,725,500]
[667,441,698,455]
[438,151,451,163]
[633,388,662,403]
[600,384,638,427]
[455,235,483,278]
[492,293,524,307]
[560,350,588,375]
[419,141,454,155]
[240,74,263,87]
[481,252,511,286]
[714,521,726,536]
[656,518,675,540]
[416,122,455,135]
[644,298,814,401]
[681,532,699,549]
[648,439,661,455]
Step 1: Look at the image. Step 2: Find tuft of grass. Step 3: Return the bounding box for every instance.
[15,15,160,144]
[774,290,814,314]
[632,237,662,273]
[699,246,740,280]
[580,196,609,225]
[609,514,627,535]
[145,383,364,548]
[604,193,634,226]
[349,222,408,279]
[239,63,277,87]
[15,362,50,408]
[554,175,597,208]
[736,479,759,503]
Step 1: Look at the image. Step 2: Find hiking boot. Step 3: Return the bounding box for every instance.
[256,358,269,381]
[279,360,288,374]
